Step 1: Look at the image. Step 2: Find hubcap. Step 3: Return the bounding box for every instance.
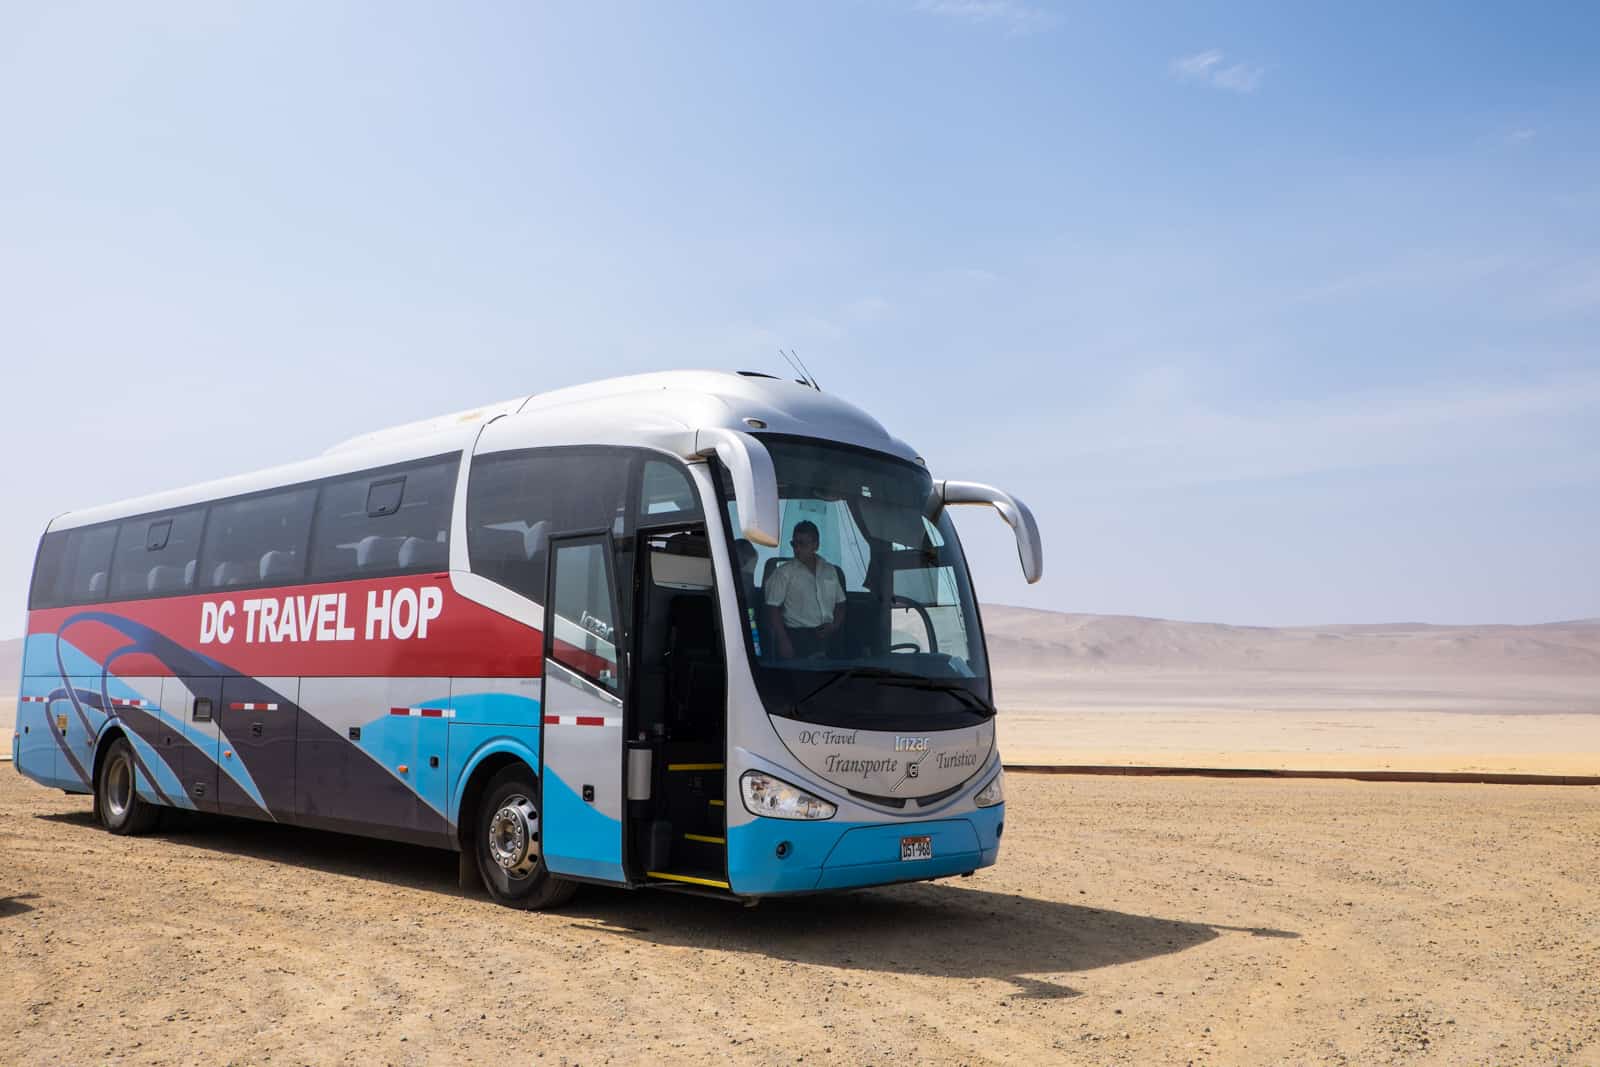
[488,794,540,879]
[106,755,132,820]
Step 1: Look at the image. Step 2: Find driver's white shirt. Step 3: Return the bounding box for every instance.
[765,556,846,629]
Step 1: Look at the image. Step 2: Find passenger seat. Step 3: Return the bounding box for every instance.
[146,564,186,594]
[259,550,298,583]
[398,537,448,570]
[212,561,253,587]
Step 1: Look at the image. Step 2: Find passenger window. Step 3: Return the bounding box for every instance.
[109,508,206,598]
[28,532,69,610]
[548,540,621,692]
[466,450,629,605]
[30,528,116,608]
[308,457,457,581]
[199,487,317,589]
[639,460,700,521]
[55,525,119,605]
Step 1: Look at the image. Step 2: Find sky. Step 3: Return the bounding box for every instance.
[2,1,1597,634]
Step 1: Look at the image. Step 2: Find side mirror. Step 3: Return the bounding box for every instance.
[694,428,781,548]
[936,480,1044,584]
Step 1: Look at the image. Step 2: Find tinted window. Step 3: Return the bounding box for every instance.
[199,487,317,589]
[309,456,457,581]
[639,460,700,521]
[49,525,121,605]
[549,540,621,692]
[467,450,629,605]
[109,508,206,598]
[29,532,69,609]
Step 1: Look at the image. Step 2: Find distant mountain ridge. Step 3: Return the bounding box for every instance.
[980,606,1600,677]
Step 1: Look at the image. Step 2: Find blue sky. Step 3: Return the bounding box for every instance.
[2,1,1597,633]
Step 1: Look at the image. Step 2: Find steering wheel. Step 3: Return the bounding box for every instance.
[889,642,921,653]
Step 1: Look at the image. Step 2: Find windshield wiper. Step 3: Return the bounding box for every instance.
[793,666,923,713]
[874,676,996,716]
[792,667,995,718]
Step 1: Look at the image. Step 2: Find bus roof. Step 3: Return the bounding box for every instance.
[46,370,919,533]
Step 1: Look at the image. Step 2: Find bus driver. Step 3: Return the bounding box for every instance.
[764,520,846,660]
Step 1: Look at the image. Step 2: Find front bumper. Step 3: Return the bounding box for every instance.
[726,803,1004,896]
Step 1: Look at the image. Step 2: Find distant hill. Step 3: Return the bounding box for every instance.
[980,606,1600,678]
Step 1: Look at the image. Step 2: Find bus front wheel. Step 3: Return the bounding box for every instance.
[474,766,577,909]
[96,737,160,835]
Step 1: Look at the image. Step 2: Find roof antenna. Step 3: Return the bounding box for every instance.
[776,348,810,388]
[786,348,821,391]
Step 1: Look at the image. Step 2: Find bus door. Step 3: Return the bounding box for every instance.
[539,535,627,884]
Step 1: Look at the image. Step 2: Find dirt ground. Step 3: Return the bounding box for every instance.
[2,770,1597,1066]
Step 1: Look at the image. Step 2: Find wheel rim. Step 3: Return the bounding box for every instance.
[487,793,540,879]
[106,754,133,821]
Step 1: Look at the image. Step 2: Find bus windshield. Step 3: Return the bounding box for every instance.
[719,438,992,729]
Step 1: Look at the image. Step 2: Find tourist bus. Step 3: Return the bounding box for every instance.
[13,370,1041,907]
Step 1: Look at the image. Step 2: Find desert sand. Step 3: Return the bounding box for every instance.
[981,609,1600,774]
[3,769,1597,1065]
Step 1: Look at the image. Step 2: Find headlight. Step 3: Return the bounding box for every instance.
[740,770,836,820]
[974,771,1004,808]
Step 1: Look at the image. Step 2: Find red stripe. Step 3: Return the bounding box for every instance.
[230,702,247,710]
[389,707,410,716]
[543,715,560,724]
[419,708,443,718]
[575,715,607,727]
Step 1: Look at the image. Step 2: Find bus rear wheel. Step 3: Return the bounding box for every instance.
[96,737,160,835]
[474,767,577,909]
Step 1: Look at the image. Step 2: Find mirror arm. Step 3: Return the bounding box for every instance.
[693,428,782,548]
[935,480,1044,584]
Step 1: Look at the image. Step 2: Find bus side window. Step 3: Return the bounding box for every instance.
[307,456,457,581]
[45,524,119,605]
[467,449,630,606]
[639,460,700,521]
[108,507,205,598]
[28,531,70,610]
[198,487,317,589]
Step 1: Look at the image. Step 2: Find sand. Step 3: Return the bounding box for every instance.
[987,670,1600,774]
[3,768,1597,1064]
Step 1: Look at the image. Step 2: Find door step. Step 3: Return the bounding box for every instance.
[646,869,730,890]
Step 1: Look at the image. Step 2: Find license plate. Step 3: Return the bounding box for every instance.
[900,835,932,861]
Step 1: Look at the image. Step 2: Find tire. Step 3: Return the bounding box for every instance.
[474,766,578,909]
[96,737,161,835]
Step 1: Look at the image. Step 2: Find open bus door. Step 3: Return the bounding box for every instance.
[539,535,629,884]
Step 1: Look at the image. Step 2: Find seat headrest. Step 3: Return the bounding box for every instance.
[259,550,297,582]
[147,564,185,594]
[398,537,448,570]
[213,561,252,587]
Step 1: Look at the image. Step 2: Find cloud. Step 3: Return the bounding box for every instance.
[1171,49,1265,93]
[1506,127,1537,145]
[913,0,1060,34]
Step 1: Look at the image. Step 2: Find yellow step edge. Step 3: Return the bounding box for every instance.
[666,762,724,772]
[646,871,731,889]
[708,799,725,807]
[684,833,726,845]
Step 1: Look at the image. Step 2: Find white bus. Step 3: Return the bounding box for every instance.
[14,370,1041,906]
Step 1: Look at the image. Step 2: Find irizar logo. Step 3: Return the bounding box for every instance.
[895,736,930,752]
